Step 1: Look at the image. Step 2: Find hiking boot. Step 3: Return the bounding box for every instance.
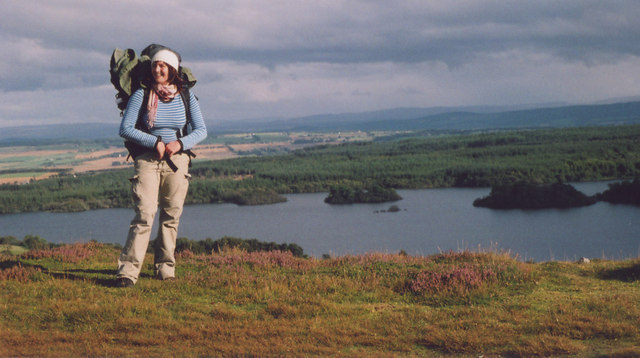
[154,271,175,281]
[116,277,135,288]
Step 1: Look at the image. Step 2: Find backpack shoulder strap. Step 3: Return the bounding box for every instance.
[178,87,197,161]
[179,87,191,137]
[136,88,150,131]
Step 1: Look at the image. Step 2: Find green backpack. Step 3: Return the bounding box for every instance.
[109,44,197,115]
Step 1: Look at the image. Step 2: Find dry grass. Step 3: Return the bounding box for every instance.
[1,244,639,357]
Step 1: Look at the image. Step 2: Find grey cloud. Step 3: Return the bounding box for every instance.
[2,0,640,126]
[3,1,640,68]
[165,0,640,69]
[0,34,109,91]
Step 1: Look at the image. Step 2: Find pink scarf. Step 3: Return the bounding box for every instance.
[147,84,179,128]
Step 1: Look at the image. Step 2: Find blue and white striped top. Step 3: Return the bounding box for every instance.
[119,88,207,150]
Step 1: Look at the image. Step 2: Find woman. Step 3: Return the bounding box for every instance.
[116,46,207,287]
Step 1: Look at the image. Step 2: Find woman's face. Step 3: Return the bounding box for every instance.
[152,61,171,85]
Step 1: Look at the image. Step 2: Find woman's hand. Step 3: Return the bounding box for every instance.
[155,140,166,159]
[165,140,182,157]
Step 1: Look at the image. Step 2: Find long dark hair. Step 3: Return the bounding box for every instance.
[167,65,185,92]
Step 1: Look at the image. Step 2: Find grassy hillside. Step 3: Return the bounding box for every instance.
[1,243,639,356]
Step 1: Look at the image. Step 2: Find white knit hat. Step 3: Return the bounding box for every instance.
[151,49,180,71]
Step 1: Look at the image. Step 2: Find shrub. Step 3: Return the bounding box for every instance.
[22,235,49,250]
[0,262,42,282]
[408,264,497,295]
[21,242,102,263]
[169,236,305,257]
[0,236,19,245]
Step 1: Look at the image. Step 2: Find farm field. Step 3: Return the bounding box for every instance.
[0,131,374,184]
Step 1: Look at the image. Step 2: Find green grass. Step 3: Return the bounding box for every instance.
[0,245,27,255]
[1,243,639,356]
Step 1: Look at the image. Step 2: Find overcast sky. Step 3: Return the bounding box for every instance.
[2,0,640,128]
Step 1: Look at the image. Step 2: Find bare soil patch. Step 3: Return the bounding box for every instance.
[0,172,58,185]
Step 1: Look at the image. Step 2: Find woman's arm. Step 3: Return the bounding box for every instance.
[119,89,159,148]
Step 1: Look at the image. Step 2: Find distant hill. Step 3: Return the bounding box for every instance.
[211,103,568,133]
[214,101,640,133]
[1,101,640,143]
[0,122,120,144]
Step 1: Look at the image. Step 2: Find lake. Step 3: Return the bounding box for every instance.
[1,182,638,261]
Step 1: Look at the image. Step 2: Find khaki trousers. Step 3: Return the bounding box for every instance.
[117,152,191,283]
